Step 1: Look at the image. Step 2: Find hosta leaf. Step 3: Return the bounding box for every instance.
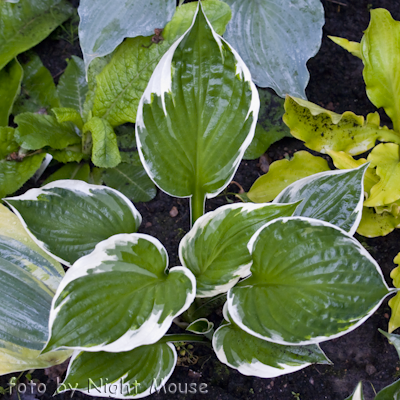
[357,207,400,238]
[78,0,175,71]
[187,318,214,335]
[345,382,364,400]
[136,3,259,224]
[223,0,324,98]
[389,254,400,333]
[92,0,232,127]
[42,163,90,185]
[0,126,19,159]
[179,203,297,297]
[361,9,400,132]
[0,59,23,126]
[364,143,400,207]
[61,343,176,398]
[329,36,361,59]
[227,217,391,345]
[102,163,156,203]
[43,234,196,353]
[57,56,87,116]
[213,320,330,378]
[375,379,400,400]
[0,0,73,71]
[5,180,141,266]
[14,113,80,150]
[283,96,400,155]
[273,163,368,235]
[248,151,330,203]
[52,107,84,130]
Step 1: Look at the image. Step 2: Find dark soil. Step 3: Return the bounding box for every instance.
[2,1,400,399]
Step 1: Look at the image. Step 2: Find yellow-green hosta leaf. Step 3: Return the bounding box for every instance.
[43,234,196,353]
[361,9,400,132]
[329,36,361,59]
[61,343,176,398]
[283,96,400,155]
[42,163,90,185]
[248,151,330,203]
[364,143,400,207]
[357,207,400,237]
[136,3,259,224]
[0,59,23,126]
[179,203,297,297]
[227,217,391,345]
[52,107,84,131]
[5,180,141,266]
[345,382,364,400]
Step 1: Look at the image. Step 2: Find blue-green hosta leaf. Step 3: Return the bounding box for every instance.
[43,234,196,353]
[227,217,391,345]
[0,59,23,126]
[345,382,364,400]
[0,0,73,71]
[78,0,175,72]
[223,0,324,98]
[61,343,176,399]
[4,180,141,266]
[179,203,297,297]
[136,3,259,223]
[273,164,368,235]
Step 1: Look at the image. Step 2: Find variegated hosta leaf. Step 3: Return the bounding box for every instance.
[361,9,400,132]
[247,151,330,203]
[179,203,297,297]
[389,254,400,333]
[43,234,196,353]
[345,382,364,400]
[223,0,324,98]
[375,379,400,400]
[4,180,141,266]
[283,96,400,155]
[329,36,361,59]
[187,318,214,335]
[227,217,391,345]
[136,2,259,224]
[60,343,176,399]
[273,164,368,235]
[357,206,400,238]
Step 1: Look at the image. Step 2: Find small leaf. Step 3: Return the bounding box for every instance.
[5,180,142,266]
[52,107,84,131]
[329,36,361,59]
[43,234,195,352]
[248,151,330,203]
[379,329,400,359]
[0,126,19,159]
[357,206,400,238]
[345,382,364,400]
[374,378,400,400]
[0,59,23,126]
[227,217,391,345]
[61,343,176,398]
[187,318,214,335]
[42,163,90,185]
[48,147,86,164]
[102,163,156,203]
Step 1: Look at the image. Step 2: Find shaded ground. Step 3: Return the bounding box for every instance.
[2,0,400,399]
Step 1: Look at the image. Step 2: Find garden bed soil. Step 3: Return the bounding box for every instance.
[2,0,400,399]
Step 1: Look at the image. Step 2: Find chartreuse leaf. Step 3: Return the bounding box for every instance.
[14,113,80,150]
[228,217,391,345]
[78,0,175,71]
[0,59,23,126]
[12,52,60,115]
[329,36,361,59]
[52,107,84,131]
[283,96,400,155]
[42,163,90,185]
[60,343,176,398]
[389,254,400,333]
[43,233,196,353]
[57,56,87,116]
[0,204,71,374]
[223,0,323,98]
[4,180,141,266]
[357,207,400,238]
[274,164,368,235]
[92,0,232,127]
[179,203,297,297]
[361,9,400,132]
[0,0,73,71]
[345,382,364,400]
[136,3,259,224]
[247,151,330,203]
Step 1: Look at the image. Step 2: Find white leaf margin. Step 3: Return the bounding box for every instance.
[4,180,142,267]
[228,216,394,346]
[187,318,214,335]
[44,233,196,353]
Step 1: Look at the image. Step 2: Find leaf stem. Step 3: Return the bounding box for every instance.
[190,188,205,226]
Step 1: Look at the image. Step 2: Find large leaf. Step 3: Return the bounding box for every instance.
[0,0,73,71]
[179,203,297,297]
[227,217,391,345]
[247,151,330,203]
[78,0,175,71]
[273,164,368,235]
[0,58,23,126]
[223,0,324,98]
[92,0,232,127]
[4,180,142,266]
[361,9,400,132]
[136,3,259,224]
[43,234,196,353]
[61,343,176,399]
